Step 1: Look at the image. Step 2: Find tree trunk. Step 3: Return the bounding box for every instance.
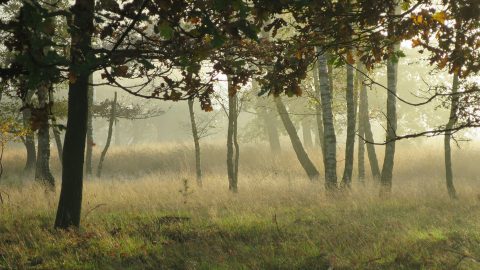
[302,118,313,149]
[22,88,36,173]
[35,84,55,189]
[317,53,337,191]
[275,97,319,181]
[226,79,238,192]
[444,74,459,199]
[358,65,381,180]
[85,75,94,176]
[97,92,117,178]
[48,85,63,164]
[341,63,356,189]
[313,59,325,158]
[356,64,365,182]
[380,4,401,197]
[55,0,95,229]
[188,98,202,186]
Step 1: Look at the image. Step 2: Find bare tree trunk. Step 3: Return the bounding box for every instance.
[55,0,95,229]
[380,4,401,197]
[302,118,313,149]
[96,92,117,178]
[264,107,281,154]
[188,98,202,186]
[48,85,63,164]
[85,75,94,176]
[355,64,365,182]
[444,74,459,199]
[35,84,55,189]
[275,97,319,181]
[226,79,238,192]
[317,52,337,191]
[233,106,240,186]
[313,59,325,158]
[341,63,356,189]
[22,88,36,173]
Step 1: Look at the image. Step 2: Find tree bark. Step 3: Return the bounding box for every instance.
[48,85,63,164]
[55,0,95,229]
[317,53,337,191]
[444,74,459,199]
[97,92,117,178]
[313,59,325,158]
[85,75,94,176]
[356,65,365,182]
[22,88,36,173]
[226,79,238,192]
[35,84,55,189]
[275,97,319,181]
[341,63,356,189]
[188,98,202,186]
[358,65,381,180]
[380,4,400,197]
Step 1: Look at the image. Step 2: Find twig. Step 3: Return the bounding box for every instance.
[83,203,107,219]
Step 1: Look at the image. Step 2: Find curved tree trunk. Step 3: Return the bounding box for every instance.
[444,74,459,199]
[55,0,95,229]
[188,98,202,186]
[97,92,117,178]
[85,75,94,176]
[341,63,356,189]
[275,97,319,181]
[317,52,337,191]
[35,84,55,189]
[380,4,400,197]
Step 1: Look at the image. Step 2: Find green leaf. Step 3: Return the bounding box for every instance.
[158,22,174,40]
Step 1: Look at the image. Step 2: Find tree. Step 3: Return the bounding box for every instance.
[34,83,55,189]
[54,0,95,229]
[188,97,202,186]
[341,62,356,188]
[380,4,401,197]
[85,75,94,176]
[275,96,319,181]
[317,53,337,191]
[358,64,381,180]
[226,78,239,192]
[96,92,117,178]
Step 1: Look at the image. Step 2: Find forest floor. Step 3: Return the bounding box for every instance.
[1,143,480,269]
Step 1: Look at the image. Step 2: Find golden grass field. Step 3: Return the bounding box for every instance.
[0,141,480,269]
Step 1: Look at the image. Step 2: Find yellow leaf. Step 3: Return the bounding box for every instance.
[437,57,448,69]
[412,14,423,25]
[411,39,421,48]
[432,11,447,24]
[295,51,303,60]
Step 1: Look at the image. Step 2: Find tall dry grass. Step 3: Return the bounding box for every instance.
[0,141,479,269]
